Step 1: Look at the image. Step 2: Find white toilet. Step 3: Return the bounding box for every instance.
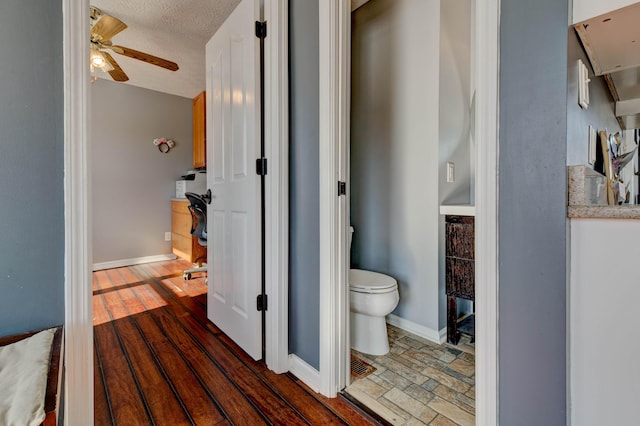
[349,227,399,356]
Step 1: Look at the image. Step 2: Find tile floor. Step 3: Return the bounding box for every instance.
[345,325,475,426]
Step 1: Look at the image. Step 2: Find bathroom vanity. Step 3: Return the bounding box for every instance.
[440,205,475,345]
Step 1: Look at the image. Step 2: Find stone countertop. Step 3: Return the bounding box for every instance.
[568,165,640,219]
[568,205,640,219]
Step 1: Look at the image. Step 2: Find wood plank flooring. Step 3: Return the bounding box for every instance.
[94,259,379,425]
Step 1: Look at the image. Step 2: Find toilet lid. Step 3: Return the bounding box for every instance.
[349,269,397,293]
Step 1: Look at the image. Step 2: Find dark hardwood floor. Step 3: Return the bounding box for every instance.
[94,259,378,425]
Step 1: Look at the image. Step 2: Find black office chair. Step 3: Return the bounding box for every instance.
[183,191,208,280]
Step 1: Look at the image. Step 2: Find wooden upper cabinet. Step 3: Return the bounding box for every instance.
[193,91,206,169]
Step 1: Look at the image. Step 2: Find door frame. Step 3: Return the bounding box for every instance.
[62,1,290,423]
[318,2,500,425]
[318,0,351,396]
[263,0,290,374]
[63,0,93,423]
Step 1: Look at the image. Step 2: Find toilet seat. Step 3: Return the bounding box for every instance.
[349,269,397,294]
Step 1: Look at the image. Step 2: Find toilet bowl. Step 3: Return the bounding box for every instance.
[350,269,399,355]
[349,227,399,356]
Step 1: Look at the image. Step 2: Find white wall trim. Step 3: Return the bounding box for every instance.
[63,0,94,424]
[92,254,177,271]
[386,314,446,344]
[474,0,500,424]
[439,326,448,343]
[288,354,321,393]
[264,0,290,374]
[318,0,351,398]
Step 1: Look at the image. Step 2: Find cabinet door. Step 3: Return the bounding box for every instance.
[445,215,475,299]
[193,91,206,169]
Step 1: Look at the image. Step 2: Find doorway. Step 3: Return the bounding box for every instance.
[317,1,499,425]
[62,1,290,423]
[342,0,475,423]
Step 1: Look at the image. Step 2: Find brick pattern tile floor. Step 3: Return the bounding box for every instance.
[345,325,475,426]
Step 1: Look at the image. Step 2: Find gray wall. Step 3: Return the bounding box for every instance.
[288,0,320,369]
[438,0,473,323]
[566,29,621,166]
[499,0,568,424]
[439,0,473,206]
[0,1,64,336]
[350,0,441,333]
[92,79,193,264]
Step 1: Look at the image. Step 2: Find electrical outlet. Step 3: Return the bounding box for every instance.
[447,162,455,183]
[165,232,172,241]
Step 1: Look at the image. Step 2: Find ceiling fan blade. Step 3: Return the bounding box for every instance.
[92,15,127,41]
[112,45,179,71]
[103,52,129,82]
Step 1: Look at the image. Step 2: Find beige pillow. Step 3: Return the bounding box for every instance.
[0,328,55,426]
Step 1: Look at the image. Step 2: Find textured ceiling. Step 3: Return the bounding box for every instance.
[91,0,241,99]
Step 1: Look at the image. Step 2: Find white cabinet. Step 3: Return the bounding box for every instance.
[570,218,640,425]
[572,0,638,24]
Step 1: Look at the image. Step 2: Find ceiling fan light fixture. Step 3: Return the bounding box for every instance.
[88,9,178,83]
[90,49,113,72]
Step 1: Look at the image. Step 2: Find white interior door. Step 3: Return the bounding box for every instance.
[205,0,262,360]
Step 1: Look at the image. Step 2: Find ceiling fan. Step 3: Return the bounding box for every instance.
[89,6,179,82]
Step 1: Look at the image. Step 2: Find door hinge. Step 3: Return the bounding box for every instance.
[255,21,267,39]
[338,181,347,196]
[257,294,268,311]
[256,158,268,176]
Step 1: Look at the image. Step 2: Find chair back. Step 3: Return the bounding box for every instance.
[185,192,207,247]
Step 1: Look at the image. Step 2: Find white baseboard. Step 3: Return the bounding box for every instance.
[92,254,177,271]
[386,314,446,344]
[288,354,321,393]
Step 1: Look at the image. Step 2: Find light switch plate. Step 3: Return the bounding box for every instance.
[165,232,172,241]
[447,162,455,183]
[588,125,596,165]
[578,59,590,109]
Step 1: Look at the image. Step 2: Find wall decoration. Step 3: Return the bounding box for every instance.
[153,137,176,153]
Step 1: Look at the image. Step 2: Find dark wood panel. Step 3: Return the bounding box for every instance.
[445,258,475,299]
[445,215,475,345]
[292,375,378,426]
[114,317,193,424]
[94,322,151,424]
[94,259,379,425]
[131,266,310,425]
[145,336,226,425]
[447,295,461,345]
[93,344,113,426]
[93,272,153,424]
[261,369,351,425]
[147,308,268,425]
[445,222,475,260]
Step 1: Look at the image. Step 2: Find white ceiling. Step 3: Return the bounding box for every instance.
[91,0,240,99]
